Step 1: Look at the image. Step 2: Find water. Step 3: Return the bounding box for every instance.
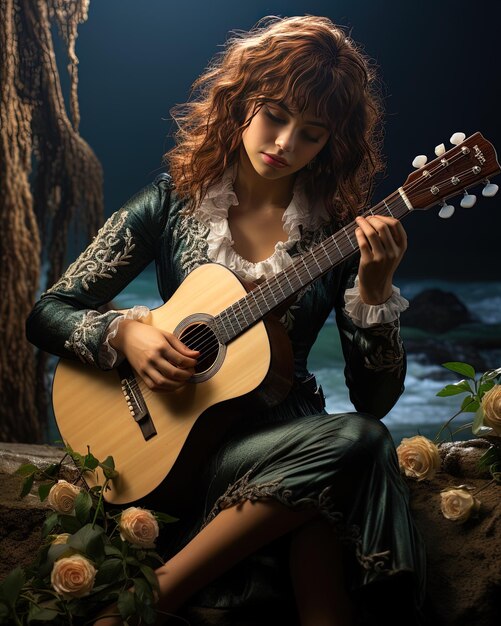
[45,268,500,445]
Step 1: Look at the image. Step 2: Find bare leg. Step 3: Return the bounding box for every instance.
[94,498,316,625]
[289,517,355,626]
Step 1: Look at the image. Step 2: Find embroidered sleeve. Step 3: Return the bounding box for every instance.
[26,178,171,369]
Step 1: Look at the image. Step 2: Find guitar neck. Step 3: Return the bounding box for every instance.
[214,188,413,343]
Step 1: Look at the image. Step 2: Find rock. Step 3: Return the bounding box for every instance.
[1,441,501,626]
[401,289,475,333]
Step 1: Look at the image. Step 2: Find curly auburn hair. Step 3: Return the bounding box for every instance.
[164,15,384,220]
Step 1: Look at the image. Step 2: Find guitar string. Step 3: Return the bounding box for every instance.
[161,151,479,358]
[174,154,479,358]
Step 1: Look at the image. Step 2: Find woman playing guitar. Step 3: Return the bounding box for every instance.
[27,15,426,626]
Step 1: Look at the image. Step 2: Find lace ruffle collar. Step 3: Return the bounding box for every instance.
[192,166,328,282]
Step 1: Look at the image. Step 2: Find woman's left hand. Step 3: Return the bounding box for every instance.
[354,215,408,305]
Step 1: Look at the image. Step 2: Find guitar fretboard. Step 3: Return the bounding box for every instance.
[213,189,412,343]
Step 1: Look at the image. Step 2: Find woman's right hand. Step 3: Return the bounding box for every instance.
[110,319,199,392]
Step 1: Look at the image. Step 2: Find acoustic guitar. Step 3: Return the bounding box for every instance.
[52,132,500,505]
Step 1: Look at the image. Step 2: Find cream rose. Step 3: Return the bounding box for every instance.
[481,385,501,434]
[47,480,82,514]
[50,554,96,598]
[440,487,481,523]
[51,533,71,545]
[396,435,441,481]
[119,506,159,548]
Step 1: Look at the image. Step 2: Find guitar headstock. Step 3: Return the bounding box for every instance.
[403,132,500,216]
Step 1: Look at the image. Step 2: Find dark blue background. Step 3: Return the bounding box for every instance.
[59,0,500,279]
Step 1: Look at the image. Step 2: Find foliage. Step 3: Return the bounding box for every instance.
[432,362,501,479]
[0,446,178,625]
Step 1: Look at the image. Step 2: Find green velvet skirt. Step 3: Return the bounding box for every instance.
[159,381,427,625]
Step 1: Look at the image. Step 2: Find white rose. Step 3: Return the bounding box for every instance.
[47,480,82,514]
[51,533,71,545]
[481,385,501,434]
[440,487,480,523]
[119,507,159,548]
[396,435,441,481]
[50,554,96,598]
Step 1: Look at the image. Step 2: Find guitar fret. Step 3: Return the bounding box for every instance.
[275,275,288,299]
[383,200,394,217]
[320,241,334,264]
[223,309,237,336]
[333,237,343,258]
[343,226,356,249]
[301,257,314,280]
[312,253,323,273]
[291,263,303,287]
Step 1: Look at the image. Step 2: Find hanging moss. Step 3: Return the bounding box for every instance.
[0,0,103,442]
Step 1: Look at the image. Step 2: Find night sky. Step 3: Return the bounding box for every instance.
[62,0,500,280]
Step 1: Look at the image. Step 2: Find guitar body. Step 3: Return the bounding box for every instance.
[52,263,294,506]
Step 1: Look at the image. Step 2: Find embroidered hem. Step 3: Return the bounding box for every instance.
[201,464,395,579]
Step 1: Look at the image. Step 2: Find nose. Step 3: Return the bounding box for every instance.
[275,127,296,153]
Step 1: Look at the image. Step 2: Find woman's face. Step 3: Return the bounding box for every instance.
[240,101,331,180]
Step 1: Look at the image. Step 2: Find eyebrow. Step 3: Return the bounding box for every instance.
[275,102,330,130]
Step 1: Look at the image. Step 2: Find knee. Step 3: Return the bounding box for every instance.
[344,412,393,457]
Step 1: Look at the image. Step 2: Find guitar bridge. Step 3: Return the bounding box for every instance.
[117,362,157,440]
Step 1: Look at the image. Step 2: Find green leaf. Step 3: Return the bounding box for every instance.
[478,380,495,399]
[19,473,35,498]
[38,483,53,503]
[0,566,25,605]
[154,511,179,524]
[460,396,479,413]
[472,406,490,436]
[41,512,60,539]
[139,565,159,594]
[59,514,83,534]
[104,545,123,558]
[99,456,119,480]
[15,463,38,477]
[74,490,93,525]
[42,463,61,478]
[436,382,471,397]
[94,558,124,586]
[27,602,61,622]
[83,452,100,471]
[117,590,136,620]
[68,524,105,560]
[442,361,476,379]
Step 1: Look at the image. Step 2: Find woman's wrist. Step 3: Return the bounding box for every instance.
[108,318,139,352]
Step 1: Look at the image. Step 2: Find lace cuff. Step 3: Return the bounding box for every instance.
[344,277,409,328]
[99,305,151,368]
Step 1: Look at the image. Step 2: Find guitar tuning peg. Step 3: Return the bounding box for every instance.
[460,191,477,209]
[450,132,466,146]
[434,143,446,156]
[438,202,455,218]
[482,181,499,197]
[412,154,428,169]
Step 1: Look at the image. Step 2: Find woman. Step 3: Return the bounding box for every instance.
[27,15,426,626]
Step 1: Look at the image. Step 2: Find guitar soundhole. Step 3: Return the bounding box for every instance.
[179,322,221,376]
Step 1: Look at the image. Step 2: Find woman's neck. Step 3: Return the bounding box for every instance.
[233,149,295,209]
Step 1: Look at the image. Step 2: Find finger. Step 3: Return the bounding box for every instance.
[143,366,188,392]
[367,216,407,249]
[355,217,385,257]
[153,358,195,381]
[161,331,200,362]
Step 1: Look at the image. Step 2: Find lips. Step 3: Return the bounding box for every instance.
[262,153,289,167]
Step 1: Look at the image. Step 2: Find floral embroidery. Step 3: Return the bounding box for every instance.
[64,311,102,364]
[174,214,211,278]
[45,211,135,293]
[361,320,405,377]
